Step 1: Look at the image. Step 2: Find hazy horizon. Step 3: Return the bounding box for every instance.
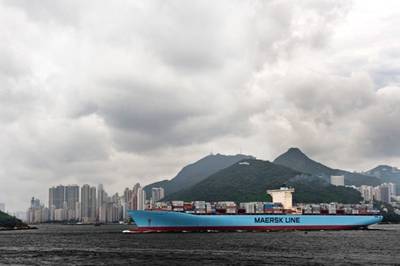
[1,0,400,211]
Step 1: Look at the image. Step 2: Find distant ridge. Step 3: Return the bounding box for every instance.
[144,153,255,197]
[366,165,400,178]
[274,148,381,187]
[365,165,400,193]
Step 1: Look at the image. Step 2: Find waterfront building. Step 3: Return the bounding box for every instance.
[65,185,79,210]
[66,185,80,221]
[81,184,97,223]
[31,197,42,209]
[97,184,108,212]
[75,201,81,221]
[54,208,66,221]
[26,197,49,224]
[137,187,146,210]
[330,175,345,186]
[151,187,165,203]
[130,183,141,210]
[379,185,391,203]
[373,186,381,201]
[48,185,80,221]
[370,183,396,203]
[388,183,397,197]
[99,200,123,223]
[124,187,132,205]
[358,185,374,202]
[49,185,65,209]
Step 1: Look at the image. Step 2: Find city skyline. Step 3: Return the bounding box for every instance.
[2,1,400,211]
[26,183,160,224]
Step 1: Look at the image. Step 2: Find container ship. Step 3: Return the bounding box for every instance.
[126,188,383,233]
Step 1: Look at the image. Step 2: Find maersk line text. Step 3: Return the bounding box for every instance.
[254,217,301,224]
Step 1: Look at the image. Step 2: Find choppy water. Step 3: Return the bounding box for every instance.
[0,224,399,265]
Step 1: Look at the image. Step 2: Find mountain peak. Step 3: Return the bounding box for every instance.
[273,147,323,175]
[279,147,310,160]
[286,147,306,155]
[274,147,381,186]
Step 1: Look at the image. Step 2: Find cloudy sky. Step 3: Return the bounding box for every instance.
[1,0,400,211]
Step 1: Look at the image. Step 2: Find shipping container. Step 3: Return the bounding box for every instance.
[171,201,184,207]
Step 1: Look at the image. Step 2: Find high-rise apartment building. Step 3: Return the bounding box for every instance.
[379,185,391,203]
[124,187,133,205]
[137,187,146,210]
[49,185,66,209]
[49,185,80,221]
[65,185,79,210]
[358,185,374,202]
[368,182,397,203]
[27,197,49,224]
[81,184,97,223]
[151,187,165,203]
[388,183,397,197]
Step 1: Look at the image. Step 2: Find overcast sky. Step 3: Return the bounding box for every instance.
[1,0,400,211]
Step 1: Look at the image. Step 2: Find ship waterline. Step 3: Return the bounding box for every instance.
[127,210,383,232]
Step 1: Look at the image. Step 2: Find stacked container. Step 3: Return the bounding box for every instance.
[263,202,274,214]
[205,202,214,214]
[303,205,313,214]
[171,201,184,212]
[194,201,206,214]
[216,201,237,214]
[255,202,264,213]
[328,203,337,214]
[183,202,193,212]
[153,202,172,211]
[311,204,321,214]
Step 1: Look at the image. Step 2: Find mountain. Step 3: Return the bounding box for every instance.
[273,148,381,187]
[366,165,400,180]
[144,153,255,198]
[365,165,400,193]
[165,159,362,204]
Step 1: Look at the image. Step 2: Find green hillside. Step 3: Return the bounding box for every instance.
[0,211,24,228]
[287,176,362,203]
[165,159,362,204]
[144,153,254,198]
[274,148,381,187]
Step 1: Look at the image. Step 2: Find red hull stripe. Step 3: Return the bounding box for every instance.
[132,225,362,232]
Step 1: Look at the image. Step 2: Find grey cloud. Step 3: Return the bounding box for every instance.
[354,87,400,158]
[4,0,81,25]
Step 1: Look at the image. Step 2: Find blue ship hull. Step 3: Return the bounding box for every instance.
[128,210,383,232]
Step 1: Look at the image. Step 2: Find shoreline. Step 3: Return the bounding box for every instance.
[0,226,37,231]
